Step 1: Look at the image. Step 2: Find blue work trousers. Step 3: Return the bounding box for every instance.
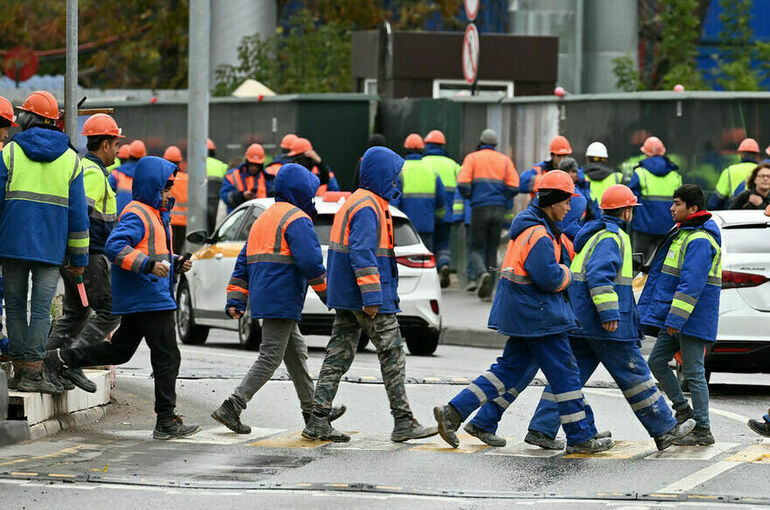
[528,338,677,439]
[449,334,596,445]
[433,221,452,268]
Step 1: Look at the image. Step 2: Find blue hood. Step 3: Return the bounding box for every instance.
[118,159,140,178]
[404,153,422,161]
[573,216,624,252]
[639,155,678,177]
[132,156,177,209]
[360,146,404,201]
[274,163,320,217]
[509,204,554,239]
[11,127,71,162]
[424,144,447,156]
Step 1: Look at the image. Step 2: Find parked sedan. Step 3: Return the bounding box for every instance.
[177,193,442,355]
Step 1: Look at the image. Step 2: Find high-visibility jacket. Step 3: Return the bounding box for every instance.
[394,155,445,233]
[708,160,757,209]
[82,152,117,254]
[487,205,577,337]
[170,171,188,226]
[519,159,554,198]
[638,212,722,342]
[0,129,89,268]
[628,156,682,235]
[220,164,268,213]
[457,145,519,207]
[206,156,229,181]
[584,162,623,205]
[265,154,288,177]
[106,157,121,172]
[424,146,461,223]
[568,216,640,341]
[226,198,326,321]
[106,157,178,314]
[327,188,399,313]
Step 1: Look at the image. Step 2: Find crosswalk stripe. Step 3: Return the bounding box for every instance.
[249,431,359,448]
[563,440,656,459]
[484,441,563,458]
[724,441,770,463]
[409,434,490,453]
[646,442,739,461]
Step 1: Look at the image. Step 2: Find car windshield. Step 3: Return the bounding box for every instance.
[722,224,770,253]
[314,214,421,247]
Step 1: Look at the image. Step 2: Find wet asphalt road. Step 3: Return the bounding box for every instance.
[1,328,770,509]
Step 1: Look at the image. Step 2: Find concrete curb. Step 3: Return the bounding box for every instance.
[440,327,506,350]
[28,404,110,441]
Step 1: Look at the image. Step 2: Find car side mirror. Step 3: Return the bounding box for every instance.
[632,252,648,273]
[186,229,209,245]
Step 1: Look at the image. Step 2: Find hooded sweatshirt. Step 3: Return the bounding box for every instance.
[0,127,89,267]
[628,155,682,235]
[109,157,140,215]
[225,164,326,321]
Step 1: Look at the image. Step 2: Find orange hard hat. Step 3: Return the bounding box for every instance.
[19,91,59,120]
[424,130,446,145]
[245,143,265,164]
[0,96,18,127]
[280,133,298,150]
[737,137,760,153]
[538,169,578,196]
[81,113,124,138]
[548,135,572,155]
[207,138,216,150]
[640,136,666,156]
[129,140,147,159]
[163,145,183,163]
[288,137,313,157]
[404,133,425,150]
[600,184,641,210]
[117,144,130,160]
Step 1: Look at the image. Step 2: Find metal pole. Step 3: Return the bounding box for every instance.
[187,0,210,243]
[574,0,584,95]
[65,0,78,143]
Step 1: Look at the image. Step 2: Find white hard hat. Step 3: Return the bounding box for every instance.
[586,141,608,159]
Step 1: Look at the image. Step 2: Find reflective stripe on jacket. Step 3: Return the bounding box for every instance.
[457,147,518,207]
[394,157,445,233]
[220,165,268,213]
[170,171,188,226]
[82,153,117,254]
[628,158,682,235]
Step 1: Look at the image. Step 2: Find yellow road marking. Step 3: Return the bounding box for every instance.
[11,472,38,476]
[48,473,76,478]
[563,440,655,459]
[409,434,490,454]
[725,443,770,463]
[375,485,403,491]
[0,443,103,467]
[249,431,358,449]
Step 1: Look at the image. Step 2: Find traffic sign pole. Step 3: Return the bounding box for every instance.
[462,0,480,95]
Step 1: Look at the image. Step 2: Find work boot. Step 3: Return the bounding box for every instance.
[464,422,506,447]
[747,418,770,438]
[302,404,347,425]
[439,265,451,289]
[212,399,251,434]
[391,417,438,442]
[477,272,493,299]
[17,361,63,395]
[524,429,566,450]
[433,404,462,448]
[675,404,695,424]
[61,367,96,393]
[301,413,350,442]
[566,436,615,454]
[153,415,201,440]
[465,280,478,292]
[672,426,715,446]
[45,349,91,393]
[44,362,65,393]
[7,361,24,390]
[654,418,696,451]
[595,430,613,439]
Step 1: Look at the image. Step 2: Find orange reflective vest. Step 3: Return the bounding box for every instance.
[170,171,188,226]
[500,225,570,292]
[561,233,575,263]
[226,169,267,198]
[330,189,394,259]
[112,170,133,194]
[114,200,171,272]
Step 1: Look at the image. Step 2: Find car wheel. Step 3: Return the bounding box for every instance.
[405,328,439,356]
[238,310,262,351]
[176,279,209,345]
[357,332,369,352]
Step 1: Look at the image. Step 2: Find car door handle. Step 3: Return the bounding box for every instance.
[215,253,223,260]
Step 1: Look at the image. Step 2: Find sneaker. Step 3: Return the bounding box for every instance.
[654,418,696,451]
[524,429,565,450]
[212,399,251,434]
[747,418,770,438]
[391,417,438,442]
[61,367,95,393]
[153,415,201,440]
[477,272,493,299]
[433,404,462,448]
[675,405,695,424]
[465,280,478,292]
[566,436,615,454]
[439,265,451,289]
[672,426,715,446]
[303,404,347,425]
[17,361,63,395]
[464,422,506,447]
[301,413,350,442]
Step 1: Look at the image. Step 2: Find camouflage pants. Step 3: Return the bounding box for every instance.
[311,310,412,420]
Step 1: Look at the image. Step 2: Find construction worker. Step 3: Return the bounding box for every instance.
[0,91,89,394]
[432,170,613,454]
[352,133,387,189]
[519,135,573,197]
[457,128,518,299]
[554,157,600,240]
[288,138,340,195]
[583,141,623,204]
[110,139,146,215]
[302,147,438,443]
[423,129,461,287]
[708,137,760,209]
[265,133,297,178]
[628,136,682,263]
[107,142,129,172]
[643,184,722,447]
[46,156,200,440]
[220,143,268,214]
[206,138,229,233]
[46,114,124,394]
[0,96,17,149]
[213,164,346,433]
[163,145,188,253]
[394,133,445,250]
[523,185,695,451]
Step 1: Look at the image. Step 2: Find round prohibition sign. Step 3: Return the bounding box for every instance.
[464,0,480,21]
[462,23,480,85]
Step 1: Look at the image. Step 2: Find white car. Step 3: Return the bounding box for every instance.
[177,193,442,355]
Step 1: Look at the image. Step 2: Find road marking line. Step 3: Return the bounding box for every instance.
[710,408,751,423]
[657,460,740,493]
[0,444,101,467]
[249,431,358,448]
[409,434,490,453]
[646,442,739,461]
[563,440,655,459]
[174,426,284,444]
[484,441,563,458]
[48,473,76,478]
[724,441,770,463]
[329,437,404,451]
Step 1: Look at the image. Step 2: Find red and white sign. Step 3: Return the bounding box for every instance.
[462,23,480,85]
[464,0,480,21]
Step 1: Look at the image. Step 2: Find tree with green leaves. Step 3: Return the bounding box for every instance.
[658,0,707,90]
